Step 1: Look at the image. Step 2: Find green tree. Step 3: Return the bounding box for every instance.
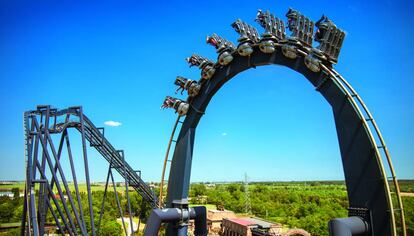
[11,188,19,199]
[99,219,123,236]
[191,184,207,197]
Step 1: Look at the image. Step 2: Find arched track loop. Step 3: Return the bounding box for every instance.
[163,44,406,235]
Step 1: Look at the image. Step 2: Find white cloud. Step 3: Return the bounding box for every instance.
[221,132,227,136]
[104,120,122,127]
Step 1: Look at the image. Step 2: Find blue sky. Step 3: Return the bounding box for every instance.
[0,0,413,182]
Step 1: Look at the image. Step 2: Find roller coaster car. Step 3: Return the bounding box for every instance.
[255,10,287,53]
[285,8,314,49]
[255,9,286,41]
[313,15,346,64]
[161,96,189,116]
[186,54,216,80]
[174,76,201,97]
[231,19,260,56]
[231,19,261,43]
[206,34,235,66]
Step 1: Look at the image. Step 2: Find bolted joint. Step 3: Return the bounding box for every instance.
[304,54,321,72]
[259,37,276,54]
[237,42,254,56]
[201,65,216,80]
[218,51,233,66]
[161,96,190,116]
[174,76,201,97]
[281,44,298,59]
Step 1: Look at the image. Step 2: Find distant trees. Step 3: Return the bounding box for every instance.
[0,188,23,224]
[1,183,414,235]
[190,183,207,197]
[0,188,152,235]
[11,188,19,199]
[190,182,351,235]
[191,182,414,235]
[0,196,15,222]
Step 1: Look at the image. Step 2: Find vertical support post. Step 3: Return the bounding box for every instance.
[97,157,114,235]
[65,130,87,231]
[35,160,73,235]
[37,106,50,236]
[27,115,39,236]
[112,170,128,235]
[45,198,65,235]
[78,106,96,235]
[166,128,196,236]
[44,128,86,235]
[120,150,135,236]
[22,112,32,236]
[21,186,28,236]
[33,119,80,235]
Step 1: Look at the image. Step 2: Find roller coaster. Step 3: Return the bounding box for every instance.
[22,7,407,236]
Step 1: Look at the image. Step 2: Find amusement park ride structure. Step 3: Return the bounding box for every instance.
[23,7,406,236]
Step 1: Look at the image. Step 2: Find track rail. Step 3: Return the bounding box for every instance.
[159,115,183,207]
[79,114,158,207]
[328,67,406,235]
[161,8,407,236]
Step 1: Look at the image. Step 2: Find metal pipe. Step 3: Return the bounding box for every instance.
[328,216,369,236]
[144,208,192,236]
[144,206,207,236]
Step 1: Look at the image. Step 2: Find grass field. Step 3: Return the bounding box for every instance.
[0,182,133,193]
[2,180,414,193]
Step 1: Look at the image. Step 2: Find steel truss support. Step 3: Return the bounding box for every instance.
[22,106,157,235]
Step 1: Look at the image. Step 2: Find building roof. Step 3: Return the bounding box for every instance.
[242,217,282,229]
[208,209,233,213]
[207,209,236,221]
[227,218,256,227]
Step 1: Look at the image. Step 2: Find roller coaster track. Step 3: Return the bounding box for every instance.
[323,66,406,235]
[22,106,157,236]
[158,8,407,236]
[79,112,157,207]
